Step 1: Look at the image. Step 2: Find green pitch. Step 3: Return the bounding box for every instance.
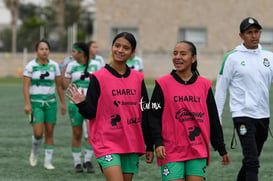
[0,78,273,181]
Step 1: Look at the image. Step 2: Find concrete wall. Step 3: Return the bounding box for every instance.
[6,0,273,80]
[96,0,273,53]
[0,51,224,80]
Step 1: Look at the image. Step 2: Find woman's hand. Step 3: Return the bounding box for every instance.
[221,153,230,166]
[61,103,66,115]
[24,103,32,114]
[145,151,154,163]
[66,84,85,104]
[155,146,166,160]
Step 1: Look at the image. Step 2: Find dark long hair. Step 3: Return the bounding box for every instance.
[112,32,137,52]
[178,40,199,75]
[73,42,90,78]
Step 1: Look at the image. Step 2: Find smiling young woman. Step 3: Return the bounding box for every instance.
[149,41,230,181]
[65,32,154,181]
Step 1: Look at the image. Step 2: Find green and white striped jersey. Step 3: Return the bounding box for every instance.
[126,56,143,72]
[24,59,61,99]
[91,55,105,70]
[64,60,101,95]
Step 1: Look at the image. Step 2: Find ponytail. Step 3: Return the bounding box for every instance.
[73,42,90,79]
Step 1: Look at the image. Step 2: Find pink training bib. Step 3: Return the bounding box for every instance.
[89,68,146,158]
[156,74,212,166]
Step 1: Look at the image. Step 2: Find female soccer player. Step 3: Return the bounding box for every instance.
[149,41,230,181]
[62,42,100,173]
[88,41,105,69]
[23,39,66,170]
[66,32,154,181]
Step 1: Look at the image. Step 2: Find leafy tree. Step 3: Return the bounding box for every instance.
[0,28,12,52]
[18,3,38,20]
[4,0,19,53]
[17,17,46,52]
[0,0,93,52]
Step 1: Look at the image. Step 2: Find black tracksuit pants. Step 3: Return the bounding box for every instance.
[233,117,269,181]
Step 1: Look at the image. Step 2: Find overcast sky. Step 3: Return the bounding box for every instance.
[0,0,51,24]
[0,0,95,25]
[0,0,11,24]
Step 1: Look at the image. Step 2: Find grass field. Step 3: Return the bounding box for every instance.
[1,77,273,181]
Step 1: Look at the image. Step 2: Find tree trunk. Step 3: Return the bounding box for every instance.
[57,0,65,51]
[4,0,18,53]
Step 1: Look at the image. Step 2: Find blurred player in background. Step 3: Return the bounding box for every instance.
[59,55,74,75]
[126,55,144,72]
[23,39,66,170]
[88,41,105,69]
[62,42,100,173]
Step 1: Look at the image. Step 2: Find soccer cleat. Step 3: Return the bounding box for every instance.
[75,164,83,173]
[44,162,55,170]
[83,162,95,173]
[29,151,37,167]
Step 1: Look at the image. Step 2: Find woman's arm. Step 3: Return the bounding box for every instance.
[207,88,227,155]
[149,82,164,148]
[23,77,32,114]
[70,75,100,120]
[55,76,66,115]
[207,87,230,165]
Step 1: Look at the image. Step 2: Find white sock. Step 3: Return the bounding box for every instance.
[32,135,42,155]
[72,152,82,166]
[84,149,94,163]
[83,121,89,139]
[44,148,54,164]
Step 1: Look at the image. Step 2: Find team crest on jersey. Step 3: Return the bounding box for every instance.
[50,65,54,71]
[90,65,96,72]
[239,124,247,135]
[105,155,113,162]
[263,58,270,67]
[240,60,246,66]
[163,166,170,176]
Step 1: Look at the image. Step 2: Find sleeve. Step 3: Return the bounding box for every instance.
[64,63,73,79]
[55,62,61,77]
[140,80,154,151]
[23,62,32,77]
[76,74,100,119]
[100,56,105,67]
[207,88,227,156]
[149,82,164,148]
[59,56,72,70]
[137,56,144,70]
[214,55,233,123]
